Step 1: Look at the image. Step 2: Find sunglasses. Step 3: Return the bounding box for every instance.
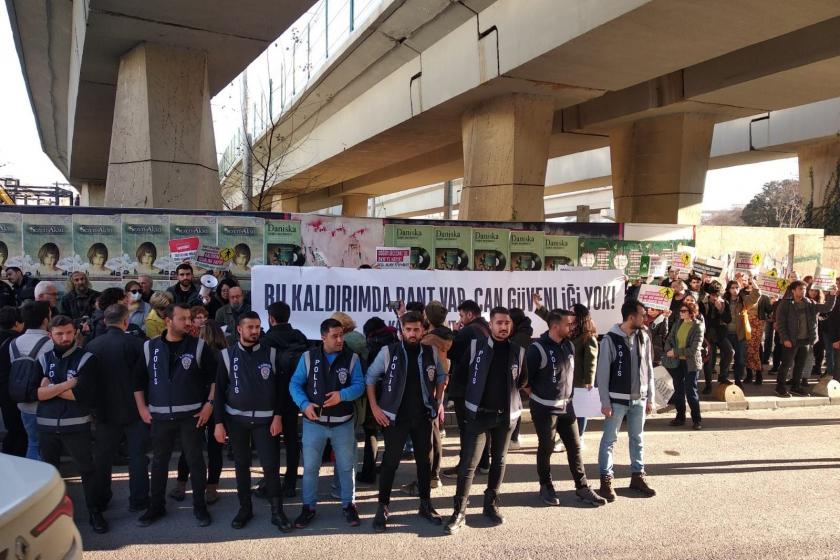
[128,289,141,294]
[680,308,689,312]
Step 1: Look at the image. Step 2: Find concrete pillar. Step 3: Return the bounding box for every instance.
[341,194,369,217]
[576,205,590,223]
[79,182,106,206]
[270,194,300,213]
[798,138,840,211]
[105,43,219,209]
[460,94,554,222]
[610,113,714,225]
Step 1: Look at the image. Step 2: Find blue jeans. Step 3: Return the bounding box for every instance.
[599,401,646,476]
[670,362,701,423]
[302,419,356,508]
[21,411,41,460]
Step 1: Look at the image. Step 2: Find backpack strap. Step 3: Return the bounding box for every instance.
[10,339,20,361]
[28,336,50,359]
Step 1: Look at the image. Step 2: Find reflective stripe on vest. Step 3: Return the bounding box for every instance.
[37,415,92,427]
[316,413,353,424]
[148,402,203,414]
[529,394,570,409]
[225,404,273,418]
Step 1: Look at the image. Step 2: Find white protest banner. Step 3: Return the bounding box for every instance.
[196,244,229,269]
[652,366,674,412]
[693,257,724,279]
[571,387,603,418]
[637,284,674,311]
[734,251,762,275]
[812,267,837,291]
[757,273,788,298]
[375,247,411,269]
[251,266,625,339]
[675,245,695,279]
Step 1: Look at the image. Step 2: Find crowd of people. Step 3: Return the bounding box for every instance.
[0,260,838,538]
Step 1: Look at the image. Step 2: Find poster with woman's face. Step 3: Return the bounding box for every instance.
[217,215,265,286]
[72,214,122,281]
[121,214,170,280]
[22,214,73,279]
[169,214,217,277]
[0,213,23,272]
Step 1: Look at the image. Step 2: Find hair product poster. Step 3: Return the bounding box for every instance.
[22,213,73,280]
[510,230,544,271]
[384,224,434,270]
[295,214,384,268]
[0,213,23,270]
[472,227,509,271]
[544,234,578,269]
[434,225,472,270]
[218,215,265,282]
[169,214,217,277]
[265,219,305,266]
[72,214,122,280]
[121,214,170,280]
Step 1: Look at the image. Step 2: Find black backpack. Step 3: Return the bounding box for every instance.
[277,341,310,378]
[8,336,50,403]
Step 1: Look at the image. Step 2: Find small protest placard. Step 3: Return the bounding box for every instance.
[376,247,411,269]
[757,273,789,298]
[734,251,762,275]
[674,245,695,278]
[196,244,229,269]
[638,284,674,311]
[812,267,837,291]
[169,237,199,262]
[693,256,724,278]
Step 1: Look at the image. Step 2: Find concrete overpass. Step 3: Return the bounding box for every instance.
[227,0,840,224]
[7,0,315,208]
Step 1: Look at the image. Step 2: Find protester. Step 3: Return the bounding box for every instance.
[507,308,532,449]
[216,285,250,340]
[702,285,733,394]
[34,280,59,312]
[138,274,154,303]
[332,311,369,363]
[367,311,448,532]
[0,306,26,456]
[167,263,200,305]
[721,279,760,388]
[86,304,150,514]
[571,303,598,442]
[660,266,678,288]
[288,318,365,529]
[206,277,237,320]
[59,272,99,320]
[6,266,39,304]
[145,291,173,339]
[774,280,837,397]
[596,300,656,502]
[663,301,704,430]
[445,307,528,535]
[526,309,604,508]
[808,284,830,379]
[134,303,218,527]
[36,315,106,532]
[419,301,453,488]
[125,280,151,335]
[214,311,292,532]
[757,291,776,384]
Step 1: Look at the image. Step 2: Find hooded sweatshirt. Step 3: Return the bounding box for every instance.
[595,324,655,408]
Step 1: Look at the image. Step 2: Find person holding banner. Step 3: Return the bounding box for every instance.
[596,300,656,502]
[721,279,760,388]
[663,301,705,430]
[366,311,448,532]
[702,285,733,394]
[525,309,605,507]
[775,280,837,397]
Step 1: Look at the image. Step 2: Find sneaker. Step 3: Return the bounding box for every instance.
[441,466,459,479]
[509,439,521,450]
[294,506,316,529]
[343,503,361,527]
[430,477,442,489]
[136,507,166,527]
[372,504,389,533]
[194,505,212,527]
[477,466,490,475]
[576,486,607,506]
[553,439,565,453]
[629,472,656,497]
[399,481,419,497]
[775,388,791,398]
[539,483,559,506]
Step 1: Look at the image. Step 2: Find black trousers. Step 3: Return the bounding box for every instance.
[39,427,98,513]
[378,414,433,505]
[228,420,281,505]
[452,397,489,470]
[431,420,442,479]
[281,409,300,487]
[0,401,26,456]
[176,420,223,485]
[454,411,514,511]
[776,341,811,390]
[150,417,207,510]
[94,419,150,510]
[531,407,587,488]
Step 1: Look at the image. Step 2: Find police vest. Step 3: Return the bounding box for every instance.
[377,342,438,421]
[144,336,207,420]
[605,331,651,405]
[528,335,575,415]
[36,347,94,432]
[221,343,277,425]
[464,337,526,424]
[304,348,358,425]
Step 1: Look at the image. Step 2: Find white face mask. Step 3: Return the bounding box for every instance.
[130,292,142,302]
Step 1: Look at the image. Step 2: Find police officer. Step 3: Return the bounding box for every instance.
[526,309,605,507]
[133,302,217,527]
[214,311,292,532]
[445,306,528,535]
[289,318,365,529]
[36,315,107,533]
[366,311,448,532]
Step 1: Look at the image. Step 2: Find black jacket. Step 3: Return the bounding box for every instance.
[85,326,145,424]
[702,299,731,343]
[59,289,100,320]
[510,317,534,348]
[448,317,491,397]
[12,275,39,304]
[261,323,309,350]
[166,283,201,306]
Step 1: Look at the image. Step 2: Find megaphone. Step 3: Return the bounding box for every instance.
[199,274,218,302]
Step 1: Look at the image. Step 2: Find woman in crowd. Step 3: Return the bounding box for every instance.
[808,284,828,382]
[571,303,598,443]
[204,277,237,320]
[722,278,760,387]
[664,301,705,430]
[170,319,227,505]
[124,280,151,335]
[332,311,369,362]
[187,305,208,337]
[144,291,172,339]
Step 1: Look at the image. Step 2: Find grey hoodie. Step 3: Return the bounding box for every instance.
[596,324,655,409]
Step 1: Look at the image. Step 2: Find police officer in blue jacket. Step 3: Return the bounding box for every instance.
[366,311,448,532]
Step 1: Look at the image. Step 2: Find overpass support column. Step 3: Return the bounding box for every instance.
[798,139,840,212]
[341,194,369,217]
[610,113,714,225]
[105,43,219,209]
[459,94,553,221]
[80,182,105,206]
[271,195,300,213]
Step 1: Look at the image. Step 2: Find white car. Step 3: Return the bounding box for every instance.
[0,453,83,559]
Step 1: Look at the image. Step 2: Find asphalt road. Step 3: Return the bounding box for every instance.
[72,406,840,559]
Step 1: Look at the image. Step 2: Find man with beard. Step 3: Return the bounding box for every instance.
[59,271,99,320]
[166,263,200,306]
[444,307,528,535]
[216,285,251,342]
[366,311,448,532]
